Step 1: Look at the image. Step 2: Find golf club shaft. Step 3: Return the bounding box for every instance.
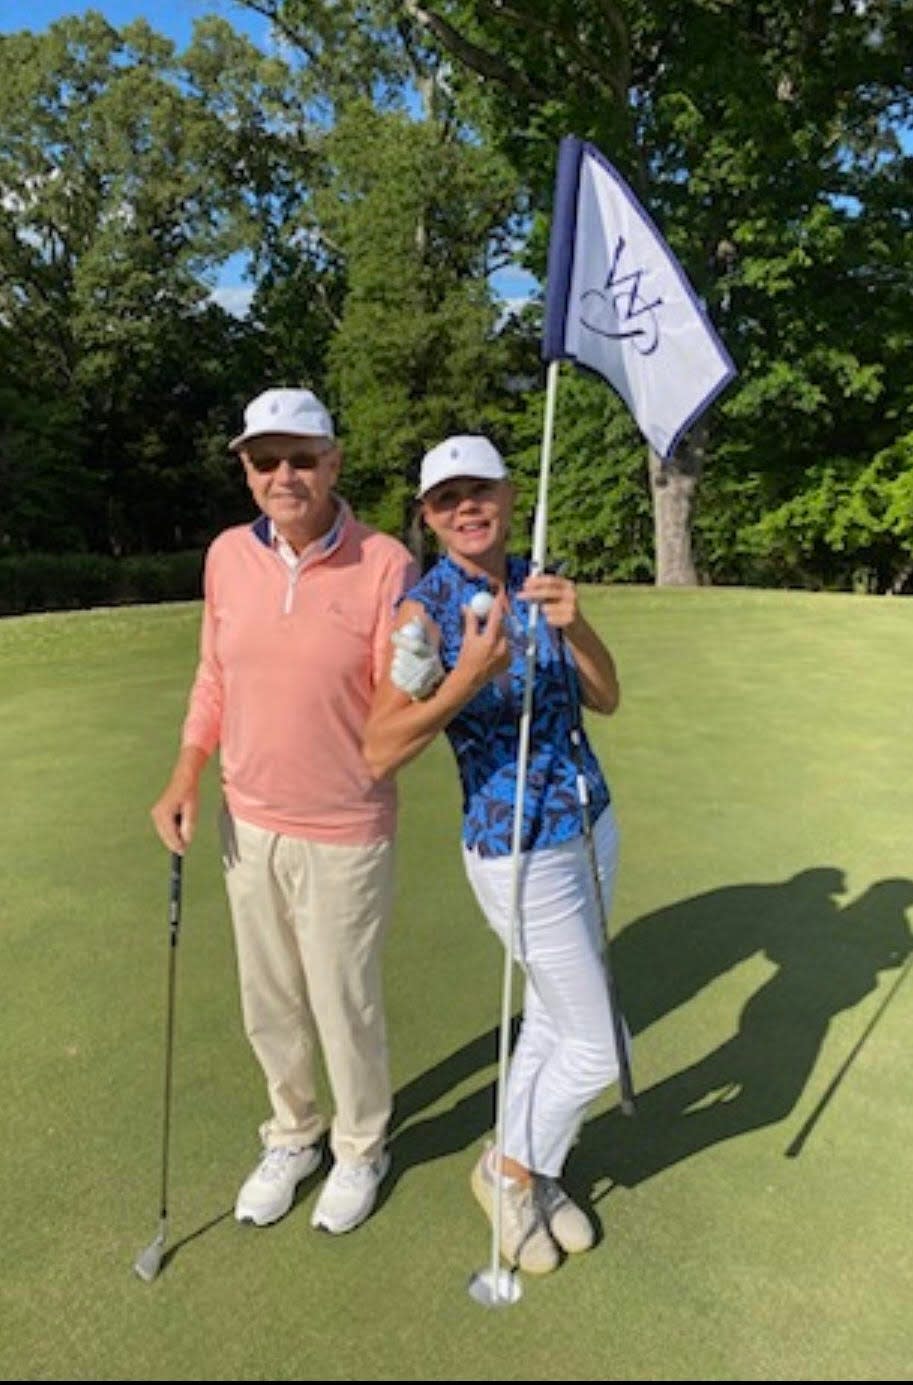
[556,630,635,1115]
[158,852,183,1222]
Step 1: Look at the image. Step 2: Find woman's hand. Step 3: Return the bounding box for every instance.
[517,573,581,632]
[390,618,445,700]
[454,591,511,691]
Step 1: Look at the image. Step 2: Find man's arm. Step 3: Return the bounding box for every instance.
[151,553,222,853]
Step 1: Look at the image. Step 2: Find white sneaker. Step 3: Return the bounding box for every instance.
[310,1151,391,1234]
[235,1144,322,1226]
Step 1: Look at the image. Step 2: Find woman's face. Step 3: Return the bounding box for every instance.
[421,476,514,565]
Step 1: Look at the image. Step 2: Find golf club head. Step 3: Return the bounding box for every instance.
[467,1266,522,1308]
[133,1233,165,1283]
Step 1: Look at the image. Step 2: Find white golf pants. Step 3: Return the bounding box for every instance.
[463,805,622,1177]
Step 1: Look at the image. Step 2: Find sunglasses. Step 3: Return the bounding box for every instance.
[246,443,336,474]
[423,479,500,511]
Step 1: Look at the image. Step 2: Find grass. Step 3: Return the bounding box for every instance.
[0,587,911,1380]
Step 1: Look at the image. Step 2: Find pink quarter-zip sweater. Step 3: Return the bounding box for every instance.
[182,505,418,844]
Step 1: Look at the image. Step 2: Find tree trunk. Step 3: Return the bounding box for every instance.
[648,435,704,586]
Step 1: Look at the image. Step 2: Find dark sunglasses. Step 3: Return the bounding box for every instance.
[246,443,335,474]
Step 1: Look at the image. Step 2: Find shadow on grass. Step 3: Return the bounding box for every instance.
[159,870,913,1247]
[156,1208,235,1274]
[384,1018,518,1196]
[572,869,913,1194]
[388,869,913,1208]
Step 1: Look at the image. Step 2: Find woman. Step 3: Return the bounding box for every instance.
[364,434,623,1276]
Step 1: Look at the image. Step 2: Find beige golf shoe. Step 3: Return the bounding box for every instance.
[470,1151,559,1275]
[534,1176,596,1253]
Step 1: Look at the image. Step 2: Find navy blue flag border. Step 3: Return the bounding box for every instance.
[541,135,737,461]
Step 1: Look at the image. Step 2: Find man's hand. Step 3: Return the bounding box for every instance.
[390,619,445,700]
[150,746,207,853]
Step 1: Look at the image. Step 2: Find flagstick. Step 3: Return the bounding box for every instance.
[785,952,912,1158]
[469,361,560,1309]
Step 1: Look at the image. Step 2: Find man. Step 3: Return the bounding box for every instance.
[151,387,417,1234]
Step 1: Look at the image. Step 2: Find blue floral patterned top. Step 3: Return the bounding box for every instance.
[404,554,611,858]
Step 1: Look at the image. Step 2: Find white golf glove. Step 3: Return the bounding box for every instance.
[390,619,444,701]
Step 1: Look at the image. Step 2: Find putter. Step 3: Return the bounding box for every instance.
[134,851,183,1282]
[556,627,635,1115]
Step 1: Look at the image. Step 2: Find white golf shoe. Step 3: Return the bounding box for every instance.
[310,1151,391,1234]
[235,1143,322,1226]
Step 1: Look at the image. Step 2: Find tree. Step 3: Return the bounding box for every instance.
[741,433,913,593]
[0,13,327,554]
[248,0,913,587]
[312,100,519,533]
[234,8,524,534]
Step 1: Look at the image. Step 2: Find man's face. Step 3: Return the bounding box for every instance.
[240,433,341,540]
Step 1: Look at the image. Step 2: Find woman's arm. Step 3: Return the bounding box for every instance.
[518,573,620,715]
[364,595,510,780]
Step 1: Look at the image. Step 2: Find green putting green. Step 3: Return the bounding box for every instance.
[1,587,911,1380]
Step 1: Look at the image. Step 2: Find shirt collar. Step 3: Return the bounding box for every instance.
[440,552,523,593]
[267,496,349,566]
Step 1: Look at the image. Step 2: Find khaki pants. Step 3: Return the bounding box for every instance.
[221,809,395,1164]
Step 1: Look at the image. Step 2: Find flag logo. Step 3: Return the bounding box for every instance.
[542,137,736,459]
[580,234,663,355]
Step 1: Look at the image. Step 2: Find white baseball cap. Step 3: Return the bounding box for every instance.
[417,435,507,498]
[229,388,334,452]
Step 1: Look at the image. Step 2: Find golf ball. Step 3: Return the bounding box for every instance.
[469,591,495,619]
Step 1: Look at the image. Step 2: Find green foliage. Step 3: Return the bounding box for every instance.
[258,0,913,587]
[499,370,653,582]
[3,2,913,590]
[315,101,519,531]
[0,14,322,557]
[742,433,913,592]
[0,549,204,615]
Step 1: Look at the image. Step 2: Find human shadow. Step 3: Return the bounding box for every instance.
[385,1018,519,1193]
[386,871,913,1204]
[567,873,913,1195]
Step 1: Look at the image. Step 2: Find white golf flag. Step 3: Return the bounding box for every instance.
[542,137,735,459]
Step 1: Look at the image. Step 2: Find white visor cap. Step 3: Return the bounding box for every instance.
[230,388,334,452]
[417,435,507,499]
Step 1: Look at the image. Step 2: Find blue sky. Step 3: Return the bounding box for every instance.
[1,1,538,315]
[1,1,268,50]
